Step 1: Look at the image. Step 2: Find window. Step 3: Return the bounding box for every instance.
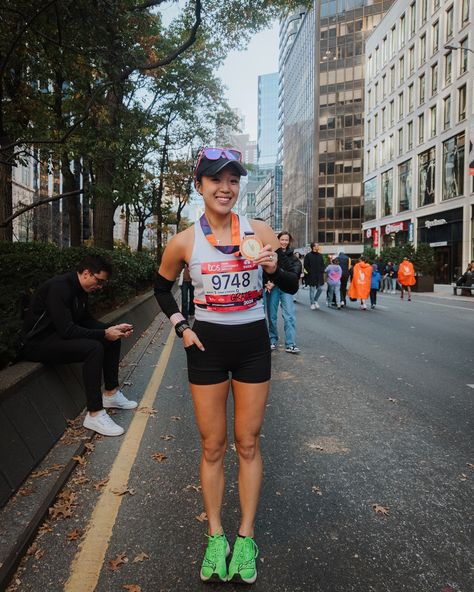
[382,107,386,131]
[418,113,425,143]
[444,51,452,86]
[443,95,451,130]
[446,6,454,41]
[433,0,440,12]
[408,120,414,149]
[390,100,395,126]
[364,177,377,221]
[408,83,414,111]
[420,34,426,65]
[409,45,415,74]
[409,3,416,37]
[399,160,412,211]
[400,14,406,46]
[381,169,393,216]
[391,25,397,57]
[398,128,404,155]
[443,133,465,199]
[382,74,387,98]
[419,73,426,104]
[398,92,404,119]
[462,0,470,23]
[399,56,405,84]
[418,147,436,206]
[431,62,438,95]
[458,84,467,121]
[381,139,386,164]
[390,66,395,93]
[460,37,469,75]
[430,105,437,137]
[374,112,378,135]
[432,21,439,54]
[421,0,428,24]
[389,134,394,161]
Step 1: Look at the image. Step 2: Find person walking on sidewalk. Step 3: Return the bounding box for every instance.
[266,231,302,354]
[348,256,372,310]
[304,242,325,310]
[337,249,350,306]
[370,263,381,309]
[154,147,299,584]
[22,255,137,437]
[398,257,416,301]
[325,257,343,309]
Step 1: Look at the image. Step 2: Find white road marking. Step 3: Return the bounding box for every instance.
[467,384,474,389]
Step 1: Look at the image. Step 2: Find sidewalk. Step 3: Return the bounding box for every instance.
[417,283,474,303]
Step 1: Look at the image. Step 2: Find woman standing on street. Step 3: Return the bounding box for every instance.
[154,147,299,584]
[266,231,302,353]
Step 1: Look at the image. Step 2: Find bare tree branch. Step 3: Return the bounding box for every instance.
[128,0,168,12]
[120,0,202,81]
[0,188,84,227]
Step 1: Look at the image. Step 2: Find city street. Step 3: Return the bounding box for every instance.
[6,289,474,592]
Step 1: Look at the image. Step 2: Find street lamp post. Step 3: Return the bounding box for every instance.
[444,44,474,54]
[292,208,308,249]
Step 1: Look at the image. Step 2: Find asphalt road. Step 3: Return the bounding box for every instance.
[8,289,474,592]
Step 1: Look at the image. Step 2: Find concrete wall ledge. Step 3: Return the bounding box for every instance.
[0,290,160,508]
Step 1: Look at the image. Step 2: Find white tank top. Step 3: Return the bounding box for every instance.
[189,215,265,325]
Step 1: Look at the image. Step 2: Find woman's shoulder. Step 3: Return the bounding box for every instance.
[166,225,195,255]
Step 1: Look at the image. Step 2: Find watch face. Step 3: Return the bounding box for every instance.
[240,236,263,260]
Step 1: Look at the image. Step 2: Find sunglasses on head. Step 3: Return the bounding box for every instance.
[194,147,242,178]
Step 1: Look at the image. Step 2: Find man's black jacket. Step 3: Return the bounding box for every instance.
[23,272,107,343]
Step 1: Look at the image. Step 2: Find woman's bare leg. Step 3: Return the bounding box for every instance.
[232,379,270,537]
[191,380,230,535]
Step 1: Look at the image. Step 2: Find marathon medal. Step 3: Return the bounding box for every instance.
[240,234,263,260]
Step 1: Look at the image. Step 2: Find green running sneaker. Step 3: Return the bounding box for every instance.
[227,536,259,584]
[200,533,230,582]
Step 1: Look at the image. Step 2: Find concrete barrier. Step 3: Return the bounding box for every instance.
[0,291,160,508]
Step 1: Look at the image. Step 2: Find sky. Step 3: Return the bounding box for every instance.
[217,22,279,140]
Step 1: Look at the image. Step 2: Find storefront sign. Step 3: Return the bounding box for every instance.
[408,223,414,242]
[384,221,407,234]
[425,218,447,229]
[373,229,379,247]
[429,241,448,247]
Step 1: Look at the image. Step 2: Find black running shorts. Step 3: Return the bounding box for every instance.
[185,319,271,385]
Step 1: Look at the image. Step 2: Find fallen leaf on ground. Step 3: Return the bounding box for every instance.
[171,416,181,421]
[467,463,474,469]
[109,552,128,571]
[123,381,133,386]
[72,455,87,466]
[160,434,175,441]
[459,473,468,481]
[308,444,324,451]
[387,397,398,404]
[71,475,90,486]
[138,407,157,416]
[151,452,167,463]
[112,487,136,496]
[49,503,73,520]
[93,478,109,490]
[123,586,141,592]
[66,529,81,542]
[185,484,201,492]
[132,552,149,563]
[84,442,95,452]
[166,385,173,389]
[31,464,65,478]
[195,512,207,523]
[312,485,322,495]
[372,504,390,516]
[38,523,53,535]
[18,486,36,497]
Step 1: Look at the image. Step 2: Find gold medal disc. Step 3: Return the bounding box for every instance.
[240,236,263,260]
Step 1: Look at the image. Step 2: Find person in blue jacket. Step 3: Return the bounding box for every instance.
[370,263,381,309]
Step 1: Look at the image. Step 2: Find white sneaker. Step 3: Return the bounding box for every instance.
[315,303,320,310]
[103,390,138,410]
[83,410,124,436]
[310,304,316,310]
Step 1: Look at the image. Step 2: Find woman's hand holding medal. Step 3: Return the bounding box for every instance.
[253,243,277,274]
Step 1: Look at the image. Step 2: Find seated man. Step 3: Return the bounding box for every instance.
[22,254,137,436]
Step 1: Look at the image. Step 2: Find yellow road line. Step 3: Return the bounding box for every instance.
[64,327,175,592]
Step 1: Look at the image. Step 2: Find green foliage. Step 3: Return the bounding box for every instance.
[380,242,434,275]
[0,242,156,369]
[362,246,377,263]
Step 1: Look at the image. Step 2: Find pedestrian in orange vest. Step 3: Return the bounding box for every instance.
[398,257,416,301]
[348,256,373,310]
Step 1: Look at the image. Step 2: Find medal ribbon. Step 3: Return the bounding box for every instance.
[200,212,241,256]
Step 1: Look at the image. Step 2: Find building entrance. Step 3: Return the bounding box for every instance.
[434,247,451,284]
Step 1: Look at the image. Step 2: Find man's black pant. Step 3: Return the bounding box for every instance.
[340,274,349,304]
[23,326,120,412]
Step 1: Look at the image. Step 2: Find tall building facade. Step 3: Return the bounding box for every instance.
[281,0,394,252]
[363,0,473,283]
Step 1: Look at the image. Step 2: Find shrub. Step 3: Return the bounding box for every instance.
[0,242,156,369]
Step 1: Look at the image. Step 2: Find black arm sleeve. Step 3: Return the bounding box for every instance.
[154,272,180,318]
[266,248,300,295]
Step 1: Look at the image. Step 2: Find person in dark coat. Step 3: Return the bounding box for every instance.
[337,250,351,307]
[303,242,325,310]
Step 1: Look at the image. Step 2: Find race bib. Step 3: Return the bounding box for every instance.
[201,259,262,312]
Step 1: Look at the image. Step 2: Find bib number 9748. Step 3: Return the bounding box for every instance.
[211,272,251,291]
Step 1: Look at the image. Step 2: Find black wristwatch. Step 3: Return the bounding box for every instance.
[175,320,191,338]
